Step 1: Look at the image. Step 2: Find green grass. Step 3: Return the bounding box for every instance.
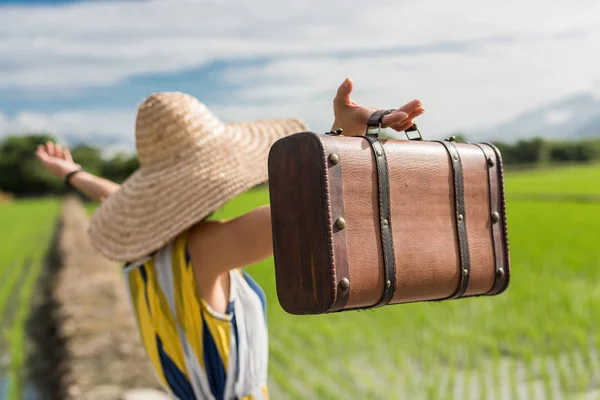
[0,199,60,400]
[8,163,600,399]
[505,162,600,196]
[212,164,600,398]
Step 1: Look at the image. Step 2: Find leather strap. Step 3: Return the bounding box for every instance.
[363,133,397,308]
[479,143,509,295]
[65,167,83,191]
[323,137,352,311]
[438,141,471,299]
[366,109,396,131]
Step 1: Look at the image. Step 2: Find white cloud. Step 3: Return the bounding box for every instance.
[0,109,136,145]
[1,0,600,140]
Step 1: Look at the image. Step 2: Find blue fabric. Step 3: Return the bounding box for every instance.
[184,245,191,266]
[241,270,267,320]
[202,312,227,399]
[156,335,196,400]
[231,305,240,381]
[139,265,152,313]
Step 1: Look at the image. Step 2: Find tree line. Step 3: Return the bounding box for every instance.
[0,133,138,196]
[1,132,599,197]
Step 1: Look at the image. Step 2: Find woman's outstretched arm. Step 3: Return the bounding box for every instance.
[35,141,121,202]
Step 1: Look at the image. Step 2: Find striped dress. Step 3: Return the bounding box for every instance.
[123,230,270,400]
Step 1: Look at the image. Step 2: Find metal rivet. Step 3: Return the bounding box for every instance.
[491,212,500,223]
[386,279,391,288]
[340,277,350,291]
[457,214,464,222]
[462,268,469,276]
[335,217,346,230]
[497,268,505,278]
[376,150,383,157]
[487,157,495,167]
[329,153,339,165]
[383,219,389,226]
[453,154,459,161]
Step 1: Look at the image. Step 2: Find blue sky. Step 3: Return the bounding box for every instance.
[1,0,600,153]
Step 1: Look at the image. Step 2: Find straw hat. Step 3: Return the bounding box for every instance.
[88,92,307,262]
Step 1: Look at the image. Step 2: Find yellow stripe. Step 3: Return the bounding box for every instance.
[201,308,231,370]
[127,269,167,387]
[144,258,189,376]
[239,386,269,400]
[172,232,205,370]
[173,231,231,371]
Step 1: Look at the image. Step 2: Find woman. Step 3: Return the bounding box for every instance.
[36,78,424,400]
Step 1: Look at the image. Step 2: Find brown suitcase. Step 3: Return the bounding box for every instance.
[267,112,510,315]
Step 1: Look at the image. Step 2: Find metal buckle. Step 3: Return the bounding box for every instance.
[365,122,383,137]
[404,124,422,140]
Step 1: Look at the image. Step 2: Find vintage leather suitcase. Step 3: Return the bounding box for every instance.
[267,112,510,315]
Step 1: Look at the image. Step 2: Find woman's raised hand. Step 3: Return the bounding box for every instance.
[331,78,425,136]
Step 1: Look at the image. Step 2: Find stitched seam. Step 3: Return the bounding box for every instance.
[473,143,498,295]
[452,146,465,297]
[369,138,390,308]
[382,142,397,303]
[455,148,470,297]
[483,142,511,292]
[438,141,465,299]
[314,133,337,311]
[325,138,350,312]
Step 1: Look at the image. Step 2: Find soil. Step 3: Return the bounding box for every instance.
[26,196,167,400]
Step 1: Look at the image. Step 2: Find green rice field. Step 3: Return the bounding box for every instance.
[223,165,600,399]
[1,163,600,399]
[0,199,60,400]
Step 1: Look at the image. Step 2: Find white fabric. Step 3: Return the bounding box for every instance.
[123,242,269,400]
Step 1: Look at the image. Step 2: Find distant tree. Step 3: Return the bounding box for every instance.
[70,145,103,176]
[0,133,64,195]
[512,137,548,164]
[101,152,139,183]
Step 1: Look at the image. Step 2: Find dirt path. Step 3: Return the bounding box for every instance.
[50,196,167,399]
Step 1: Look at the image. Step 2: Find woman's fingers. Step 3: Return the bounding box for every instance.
[381,110,409,128]
[64,148,73,163]
[46,141,56,157]
[55,143,64,159]
[382,100,424,131]
[388,106,424,132]
[397,99,422,114]
[390,120,414,132]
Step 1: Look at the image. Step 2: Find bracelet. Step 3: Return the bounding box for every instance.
[64,168,83,190]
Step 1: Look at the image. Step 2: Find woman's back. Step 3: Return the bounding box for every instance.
[124,230,269,399]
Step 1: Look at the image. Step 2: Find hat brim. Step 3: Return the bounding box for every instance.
[88,118,307,262]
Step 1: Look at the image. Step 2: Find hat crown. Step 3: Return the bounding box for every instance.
[135,92,223,167]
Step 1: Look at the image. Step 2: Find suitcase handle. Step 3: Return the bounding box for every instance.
[364,109,423,140]
[326,110,423,140]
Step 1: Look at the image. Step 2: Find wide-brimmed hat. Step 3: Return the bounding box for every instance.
[88,92,307,262]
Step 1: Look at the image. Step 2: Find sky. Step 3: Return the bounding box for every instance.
[1,0,600,153]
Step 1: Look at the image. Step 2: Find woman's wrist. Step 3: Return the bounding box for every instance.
[63,167,83,189]
[59,165,82,180]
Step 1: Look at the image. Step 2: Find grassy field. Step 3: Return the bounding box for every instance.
[210,165,600,399]
[505,162,600,200]
[3,163,600,399]
[0,199,60,400]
